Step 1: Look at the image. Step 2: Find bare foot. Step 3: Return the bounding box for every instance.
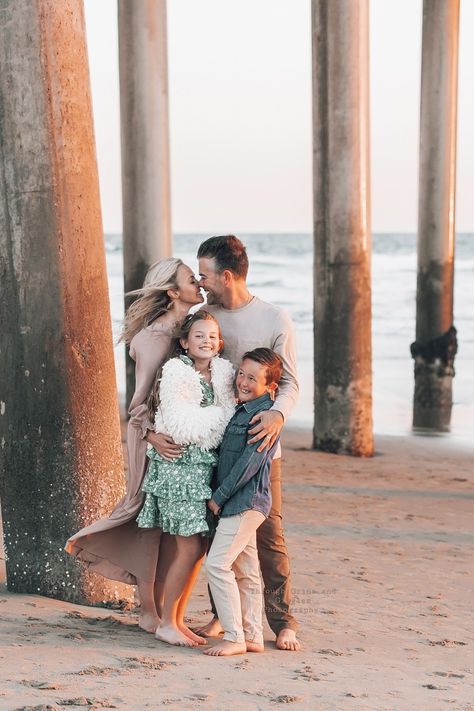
[276,628,301,651]
[179,622,208,645]
[138,612,160,634]
[155,623,198,647]
[194,616,224,638]
[246,640,264,653]
[204,640,247,656]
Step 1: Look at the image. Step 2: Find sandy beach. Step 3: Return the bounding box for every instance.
[1,429,473,711]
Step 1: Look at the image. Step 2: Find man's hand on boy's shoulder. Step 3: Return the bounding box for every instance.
[207,499,221,516]
[248,410,284,452]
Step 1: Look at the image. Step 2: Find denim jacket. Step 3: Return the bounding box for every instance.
[212,393,279,518]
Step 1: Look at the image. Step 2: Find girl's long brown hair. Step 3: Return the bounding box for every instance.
[147,310,223,422]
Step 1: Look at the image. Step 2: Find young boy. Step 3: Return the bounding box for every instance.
[204,347,283,657]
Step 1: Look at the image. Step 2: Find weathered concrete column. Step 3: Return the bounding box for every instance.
[118,0,172,407]
[412,0,459,432]
[0,1,128,603]
[312,0,373,456]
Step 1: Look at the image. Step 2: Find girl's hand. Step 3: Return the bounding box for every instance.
[147,431,183,461]
[248,410,284,452]
[207,499,220,515]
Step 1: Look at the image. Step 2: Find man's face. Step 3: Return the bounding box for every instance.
[198,257,226,306]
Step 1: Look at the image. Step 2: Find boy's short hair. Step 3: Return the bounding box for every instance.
[197,235,249,279]
[241,348,283,386]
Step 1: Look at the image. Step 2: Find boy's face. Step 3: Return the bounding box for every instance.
[236,358,272,403]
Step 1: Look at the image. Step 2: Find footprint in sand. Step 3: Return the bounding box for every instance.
[293,665,320,682]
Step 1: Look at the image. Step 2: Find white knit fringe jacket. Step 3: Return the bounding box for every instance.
[154,355,236,450]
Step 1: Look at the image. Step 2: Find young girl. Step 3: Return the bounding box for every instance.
[136,310,235,647]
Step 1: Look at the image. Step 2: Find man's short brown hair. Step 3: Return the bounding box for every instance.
[197,235,249,279]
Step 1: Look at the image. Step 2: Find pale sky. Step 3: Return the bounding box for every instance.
[84,0,474,234]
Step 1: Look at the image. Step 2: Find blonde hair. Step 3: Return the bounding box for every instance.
[121,257,184,344]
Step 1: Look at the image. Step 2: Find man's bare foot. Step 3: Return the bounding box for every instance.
[138,612,160,634]
[155,623,198,647]
[276,628,301,651]
[178,622,208,645]
[246,640,264,653]
[204,640,247,656]
[193,616,224,638]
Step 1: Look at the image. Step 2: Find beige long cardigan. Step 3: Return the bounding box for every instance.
[65,323,172,585]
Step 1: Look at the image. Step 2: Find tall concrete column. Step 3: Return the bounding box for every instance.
[312,0,373,456]
[412,0,459,432]
[118,0,172,408]
[0,1,128,603]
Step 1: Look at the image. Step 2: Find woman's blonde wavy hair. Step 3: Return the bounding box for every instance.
[121,257,184,344]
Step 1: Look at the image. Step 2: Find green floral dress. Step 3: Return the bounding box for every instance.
[136,356,217,537]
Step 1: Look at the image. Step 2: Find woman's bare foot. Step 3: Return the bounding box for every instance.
[193,615,224,638]
[246,640,264,653]
[179,622,208,645]
[204,640,247,656]
[276,628,301,651]
[138,612,160,634]
[155,623,198,647]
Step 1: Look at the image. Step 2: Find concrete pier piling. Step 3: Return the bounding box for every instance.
[412,0,460,432]
[118,0,172,407]
[0,1,127,603]
[311,0,373,456]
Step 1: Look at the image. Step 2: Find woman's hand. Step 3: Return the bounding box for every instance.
[248,410,284,452]
[207,499,221,516]
[146,431,183,461]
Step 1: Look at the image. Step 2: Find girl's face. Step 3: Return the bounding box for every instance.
[181,319,221,361]
[174,264,204,306]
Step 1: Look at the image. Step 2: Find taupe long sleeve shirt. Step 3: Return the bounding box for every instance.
[206,296,299,422]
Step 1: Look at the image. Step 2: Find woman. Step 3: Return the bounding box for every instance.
[66,257,204,638]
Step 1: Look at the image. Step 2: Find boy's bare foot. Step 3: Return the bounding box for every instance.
[179,622,208,645]
[246,640,264,653]
[204,640,247,656]
[194,615,224,637]
[138,612,160,634]
[276,628,301,651]
[155,623,198,647]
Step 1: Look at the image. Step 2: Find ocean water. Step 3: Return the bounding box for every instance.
[105,233,474,439]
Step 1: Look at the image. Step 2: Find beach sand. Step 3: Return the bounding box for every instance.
[1,429,473,710]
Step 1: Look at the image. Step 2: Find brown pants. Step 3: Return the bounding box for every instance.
[210,459,298,635]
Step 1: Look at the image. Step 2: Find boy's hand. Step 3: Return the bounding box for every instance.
[207,499,221,515]
[248,410,284,451]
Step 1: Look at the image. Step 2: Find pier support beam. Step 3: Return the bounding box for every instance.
[118,0,172,407]
[0,1,127,603]
[311,0,373,456]
[412,0,460,433]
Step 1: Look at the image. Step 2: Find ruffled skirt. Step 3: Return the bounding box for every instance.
[136,445,218,537]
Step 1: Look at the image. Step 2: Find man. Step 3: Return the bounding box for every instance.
[196,235,300,652]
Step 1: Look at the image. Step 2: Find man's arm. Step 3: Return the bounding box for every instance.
[248,309,299,449]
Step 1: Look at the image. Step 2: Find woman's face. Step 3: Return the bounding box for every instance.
[181,319,221,361]
[175,264,204,306]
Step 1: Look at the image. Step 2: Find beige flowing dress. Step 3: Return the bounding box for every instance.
[65,323,172,585]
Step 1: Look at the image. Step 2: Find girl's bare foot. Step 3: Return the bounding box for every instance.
[246,640,264,653]
[179,622,208,645]
[194,616,224,638]
[204,640,247,656]
[155,623,198,647]
[138,612,160,634]
[276,628,301,651]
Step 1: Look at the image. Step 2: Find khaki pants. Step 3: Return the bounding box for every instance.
[206,510,265,644]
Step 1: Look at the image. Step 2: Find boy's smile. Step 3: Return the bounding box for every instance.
[236,358,271,403]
